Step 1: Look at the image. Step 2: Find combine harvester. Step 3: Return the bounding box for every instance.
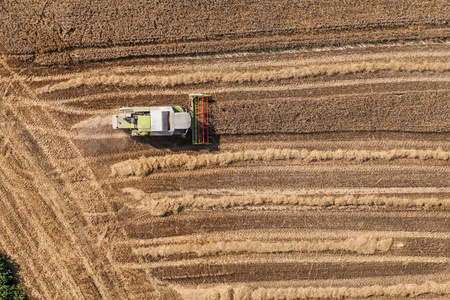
[112,94,210,145]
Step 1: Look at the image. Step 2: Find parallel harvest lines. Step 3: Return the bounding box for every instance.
[35,75,450,105]
[34,59,450,94]
[24,46,450,82]
[2,33,449,299]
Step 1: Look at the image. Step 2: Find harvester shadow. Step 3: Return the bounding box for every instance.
[131,130,220,152]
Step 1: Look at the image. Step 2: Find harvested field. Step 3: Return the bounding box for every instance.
[0,1,449,299]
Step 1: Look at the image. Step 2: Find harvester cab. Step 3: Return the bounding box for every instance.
[112,93,211,145]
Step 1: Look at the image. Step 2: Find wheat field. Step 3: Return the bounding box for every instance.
[0,1,449,299]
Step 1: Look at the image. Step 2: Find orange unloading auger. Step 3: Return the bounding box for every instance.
[190,94,211,145]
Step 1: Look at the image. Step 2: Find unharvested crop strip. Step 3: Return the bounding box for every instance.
[173,280,450,300]
[125,228,450,246]
[133,235,393,258]
[123,188,449,217]
[111,148,450,177]
[36,59,450,94]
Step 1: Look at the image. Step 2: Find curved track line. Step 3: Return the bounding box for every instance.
[0,217,54,299]
[0,56,122,299]
[0,175,86,299]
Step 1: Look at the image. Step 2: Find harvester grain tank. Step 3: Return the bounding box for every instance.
[112,94,210,145]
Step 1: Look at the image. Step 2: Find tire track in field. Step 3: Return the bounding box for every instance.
[105,163,449,191]
[128,254,450,269]
[121,228,450,246]
[126,256,450,286]
[0,213,54,299]
[0,172,58,299]
[0,56,123,299]
[124,210,449,239]
[16,95,115,114]
[0,70,89,298]
[0,163,86,299]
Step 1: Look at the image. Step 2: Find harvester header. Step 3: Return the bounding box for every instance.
[112,93,211,145]
[190,93,210,145]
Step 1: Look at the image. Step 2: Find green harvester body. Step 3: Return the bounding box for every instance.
[112,94,211,145]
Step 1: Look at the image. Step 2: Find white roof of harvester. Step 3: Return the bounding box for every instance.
[150,110,169,131]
